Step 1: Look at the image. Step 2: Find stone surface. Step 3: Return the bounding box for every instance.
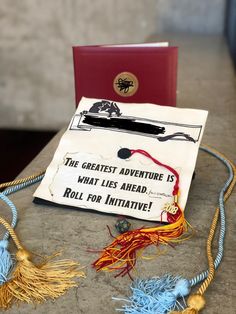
[0,0,157,130]
[0,35,235,313]
[155,0,226,34]
[0,0,226,130]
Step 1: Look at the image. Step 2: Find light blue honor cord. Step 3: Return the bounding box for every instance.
[0,193,18,241]
[0,174,44,240]
[0,174,44,285]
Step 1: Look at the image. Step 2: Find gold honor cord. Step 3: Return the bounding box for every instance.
[0,171,45,190]
[171,147,236,313]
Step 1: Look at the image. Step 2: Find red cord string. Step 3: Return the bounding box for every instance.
[130,149,179,196]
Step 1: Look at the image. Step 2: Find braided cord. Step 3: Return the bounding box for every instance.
[0,171,45,190]
[0,192,18,240]
[197,204,217,295]
[189,145,236,289]
[0,216,23,250]
[3,173,44,196]
[0,173,44,240]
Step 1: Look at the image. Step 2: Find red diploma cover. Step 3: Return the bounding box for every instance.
[73,44,178,107]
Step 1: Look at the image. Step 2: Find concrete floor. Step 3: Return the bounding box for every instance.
[1,34,236,313]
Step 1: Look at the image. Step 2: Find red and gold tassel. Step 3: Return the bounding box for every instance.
[92,204,190,277]
[93,149,192,277]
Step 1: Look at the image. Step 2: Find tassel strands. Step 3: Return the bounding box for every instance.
[113,275,191,314]
[93,210,189,278]
[0,171,44,287]
[93,149,191,277]
[0,173,45,300]
[0,240,13,286]
[0,171,45,288]
[114,146,236,313]
[0,216,85,309]
[0,172,85,309]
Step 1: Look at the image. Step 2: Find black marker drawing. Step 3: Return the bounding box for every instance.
[83,115,165,136]
[89,100,121,117]
[115,78,134,93]
[69,101,202,143]
[157,132,196,143]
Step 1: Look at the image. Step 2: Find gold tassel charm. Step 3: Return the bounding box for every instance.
[170,294,206,314]
[0,216,85,308]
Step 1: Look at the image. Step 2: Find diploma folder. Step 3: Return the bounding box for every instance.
[73,43,178,107]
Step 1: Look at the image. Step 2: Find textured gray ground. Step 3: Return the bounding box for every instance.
[1,35,236,313]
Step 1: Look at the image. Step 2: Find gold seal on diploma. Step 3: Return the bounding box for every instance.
[113,72,139,97]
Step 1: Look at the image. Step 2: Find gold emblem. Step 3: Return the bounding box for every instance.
[113,72,139,97]
[162,203,179,215]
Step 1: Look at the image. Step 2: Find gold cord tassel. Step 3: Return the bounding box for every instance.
[0,216,85,309]
[0,284,13,309]
[170,294,206,314]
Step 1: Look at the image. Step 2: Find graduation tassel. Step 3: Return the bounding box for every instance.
[93,149,191,277]
[0,240,13,286]
[93,210,189,278]
[0,216,85,308]
[0,192,18,294]
[0,172,44,292]
[114,145,236,313]
[0,171,84,309]
[0,192,18,310]
[0,238,13,310]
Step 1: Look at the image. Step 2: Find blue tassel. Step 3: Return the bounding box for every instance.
[114,274,191,314]
[0,240,13,285]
